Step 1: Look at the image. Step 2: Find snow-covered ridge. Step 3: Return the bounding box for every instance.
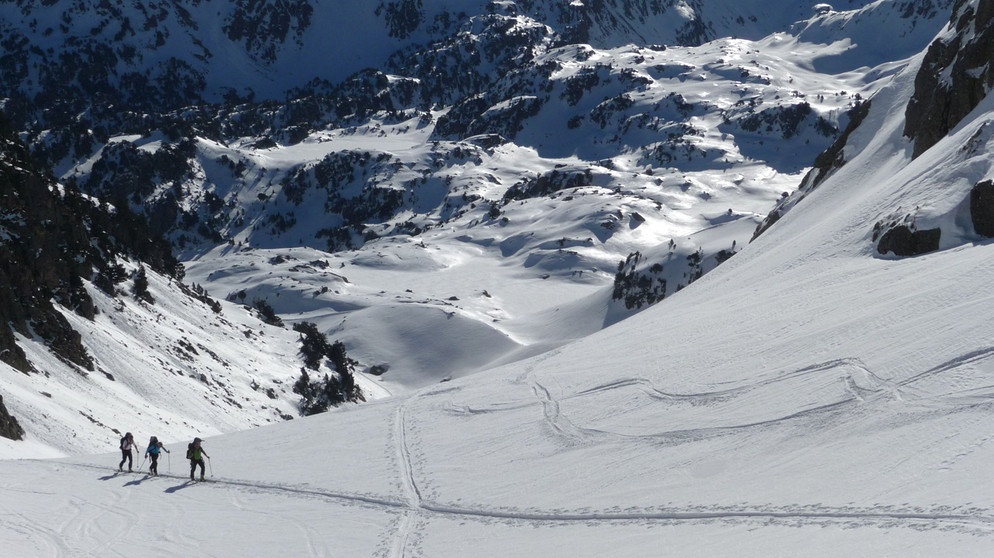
[1,0,939,105]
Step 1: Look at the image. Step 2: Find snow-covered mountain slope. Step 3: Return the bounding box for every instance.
[0,267,305,459]
[45,0,953,398]
[756,0,994,255]
[4,2,994,554]
[0,110,348,459]
[0,0,972,460]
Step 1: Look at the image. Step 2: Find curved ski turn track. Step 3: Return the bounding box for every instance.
[4,351,994,556]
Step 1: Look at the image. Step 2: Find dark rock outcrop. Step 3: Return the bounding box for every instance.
[905,0,994,158]
[970,179,994,236]
[0,394,24,441]
[876,225,942,256]
[503,167,594,202]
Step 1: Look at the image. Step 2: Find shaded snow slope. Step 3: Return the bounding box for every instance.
[0,266,308,459]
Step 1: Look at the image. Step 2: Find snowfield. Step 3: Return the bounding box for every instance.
[4,0,994,555]
[6,36,994,554]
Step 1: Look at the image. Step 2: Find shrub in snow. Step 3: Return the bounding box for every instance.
[132,266,154,304]
[612,251,667,310]
[292,322,363,415]
[252,298,284,327]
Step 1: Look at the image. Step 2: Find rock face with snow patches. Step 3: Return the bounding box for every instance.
[879,0,994,255]
[755,0,994,258]
[905,0,994,158]
[0,115,180,375]
[0,394,22,441]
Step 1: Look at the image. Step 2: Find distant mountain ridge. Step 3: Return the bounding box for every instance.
[5,0,959,371]
[0,0,947,255]
[0,0,883,116]
[0,1,940,138]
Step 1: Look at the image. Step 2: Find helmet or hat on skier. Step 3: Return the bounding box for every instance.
[194,437,202,443]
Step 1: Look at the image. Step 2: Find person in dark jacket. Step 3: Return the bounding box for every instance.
[118,432,136,472]
[187,437,209,481]
[144,436,170,476]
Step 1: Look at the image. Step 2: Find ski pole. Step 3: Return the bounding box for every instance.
[138,454,147,472]
[168,451,171,473]
[208,456,213,477]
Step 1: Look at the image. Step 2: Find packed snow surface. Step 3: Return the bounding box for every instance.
[4,1,994,555]
[5,43,994,555]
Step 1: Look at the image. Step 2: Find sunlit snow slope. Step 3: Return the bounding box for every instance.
[4,12,994,552]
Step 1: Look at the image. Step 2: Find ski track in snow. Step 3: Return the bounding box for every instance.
[521,359,872,448]
[39,355,994,545]
[530,355,994,447]
[387,514,414,558]
[27,461,994,538]
[0,506,72,557]
[531,377,601,445]
[391,399,422,558]
[13,356,994,549]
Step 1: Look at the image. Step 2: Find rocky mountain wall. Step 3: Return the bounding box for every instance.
[904,0,994,158]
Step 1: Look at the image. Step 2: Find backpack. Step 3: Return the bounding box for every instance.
[186,443,194,459]
[120,436,127,450]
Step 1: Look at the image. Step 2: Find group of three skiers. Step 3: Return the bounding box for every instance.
[118,432,210,481]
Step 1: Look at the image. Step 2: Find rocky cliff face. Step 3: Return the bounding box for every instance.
[904,0,994,158]
[881,0,994,253]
